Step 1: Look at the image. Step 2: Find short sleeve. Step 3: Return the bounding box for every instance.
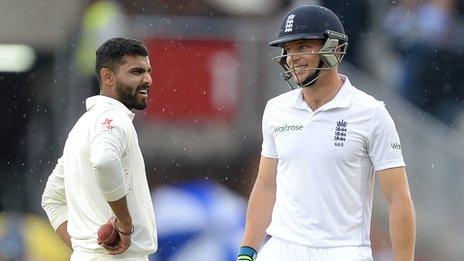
[41,156,68,230]
[367,103,405,172]
[261,102,278,158]
[89,111,129,202]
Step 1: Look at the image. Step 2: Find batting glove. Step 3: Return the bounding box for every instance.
[237,246,257,261]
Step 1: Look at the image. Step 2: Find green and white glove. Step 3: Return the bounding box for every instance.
[237,246,257,261]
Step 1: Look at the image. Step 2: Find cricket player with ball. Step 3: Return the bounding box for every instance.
[237,5,415,261]
[42,37,157,260]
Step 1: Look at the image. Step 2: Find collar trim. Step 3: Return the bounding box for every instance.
[85,95,135,120]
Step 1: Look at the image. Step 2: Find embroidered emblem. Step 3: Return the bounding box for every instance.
[285,14,296,32]
[334,120,347,147]
[101,118,114,130]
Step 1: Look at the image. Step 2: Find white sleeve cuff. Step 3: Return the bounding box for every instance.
[43,203,68,231]
[261,150,278,158]
[374,160,406,172]
[101,182,128,202]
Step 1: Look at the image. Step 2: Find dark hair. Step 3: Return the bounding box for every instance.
[95,37,149,80]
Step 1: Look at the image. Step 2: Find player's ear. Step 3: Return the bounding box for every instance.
[100,68,115,86]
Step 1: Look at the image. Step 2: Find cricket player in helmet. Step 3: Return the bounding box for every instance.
[237,5,415,261]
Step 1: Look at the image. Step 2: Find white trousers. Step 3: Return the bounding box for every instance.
[70,250,148,261]
[257,237,373,261]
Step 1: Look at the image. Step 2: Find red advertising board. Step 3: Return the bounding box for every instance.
[145,39,240,124]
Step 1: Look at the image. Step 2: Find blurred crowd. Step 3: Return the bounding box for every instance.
[383,0,464,127]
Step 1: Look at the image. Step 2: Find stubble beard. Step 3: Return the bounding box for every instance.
[115,81,148,110]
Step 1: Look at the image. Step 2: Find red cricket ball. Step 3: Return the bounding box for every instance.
[98,223,120,246]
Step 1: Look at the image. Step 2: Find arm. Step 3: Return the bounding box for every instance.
[102,196,133,255]
[41,157,71,249]
[90,115,132,254]
[56,221,72,249]
[90,146,132,227]
[377,167,415,261]
[107,196,132,230]
[241,156,278,251]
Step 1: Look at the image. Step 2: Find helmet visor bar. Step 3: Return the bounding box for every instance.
[272,41,347,74]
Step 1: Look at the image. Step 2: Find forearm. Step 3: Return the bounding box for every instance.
[107,196,133,232]
[241,181,275,250]
[56,221,72,249]
[388,196,416,261]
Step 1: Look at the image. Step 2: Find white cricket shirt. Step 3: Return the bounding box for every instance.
[262,75,405,247]
[42,95,157,255]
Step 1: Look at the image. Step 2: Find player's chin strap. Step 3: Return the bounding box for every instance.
[294,60,325,87]
[275,58,332,90]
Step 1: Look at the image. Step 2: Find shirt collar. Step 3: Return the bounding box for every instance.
[85,95,135,121]
[292,74,353,111]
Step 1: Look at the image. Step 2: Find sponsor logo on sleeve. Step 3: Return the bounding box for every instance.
[101,118,114,130]
[391,143,402,150]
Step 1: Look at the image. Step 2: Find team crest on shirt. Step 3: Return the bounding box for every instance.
[101,118,114,130]
[334,120,347,147]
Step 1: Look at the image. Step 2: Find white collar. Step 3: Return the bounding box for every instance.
[85,95,135,121]
[293,74,353,111]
